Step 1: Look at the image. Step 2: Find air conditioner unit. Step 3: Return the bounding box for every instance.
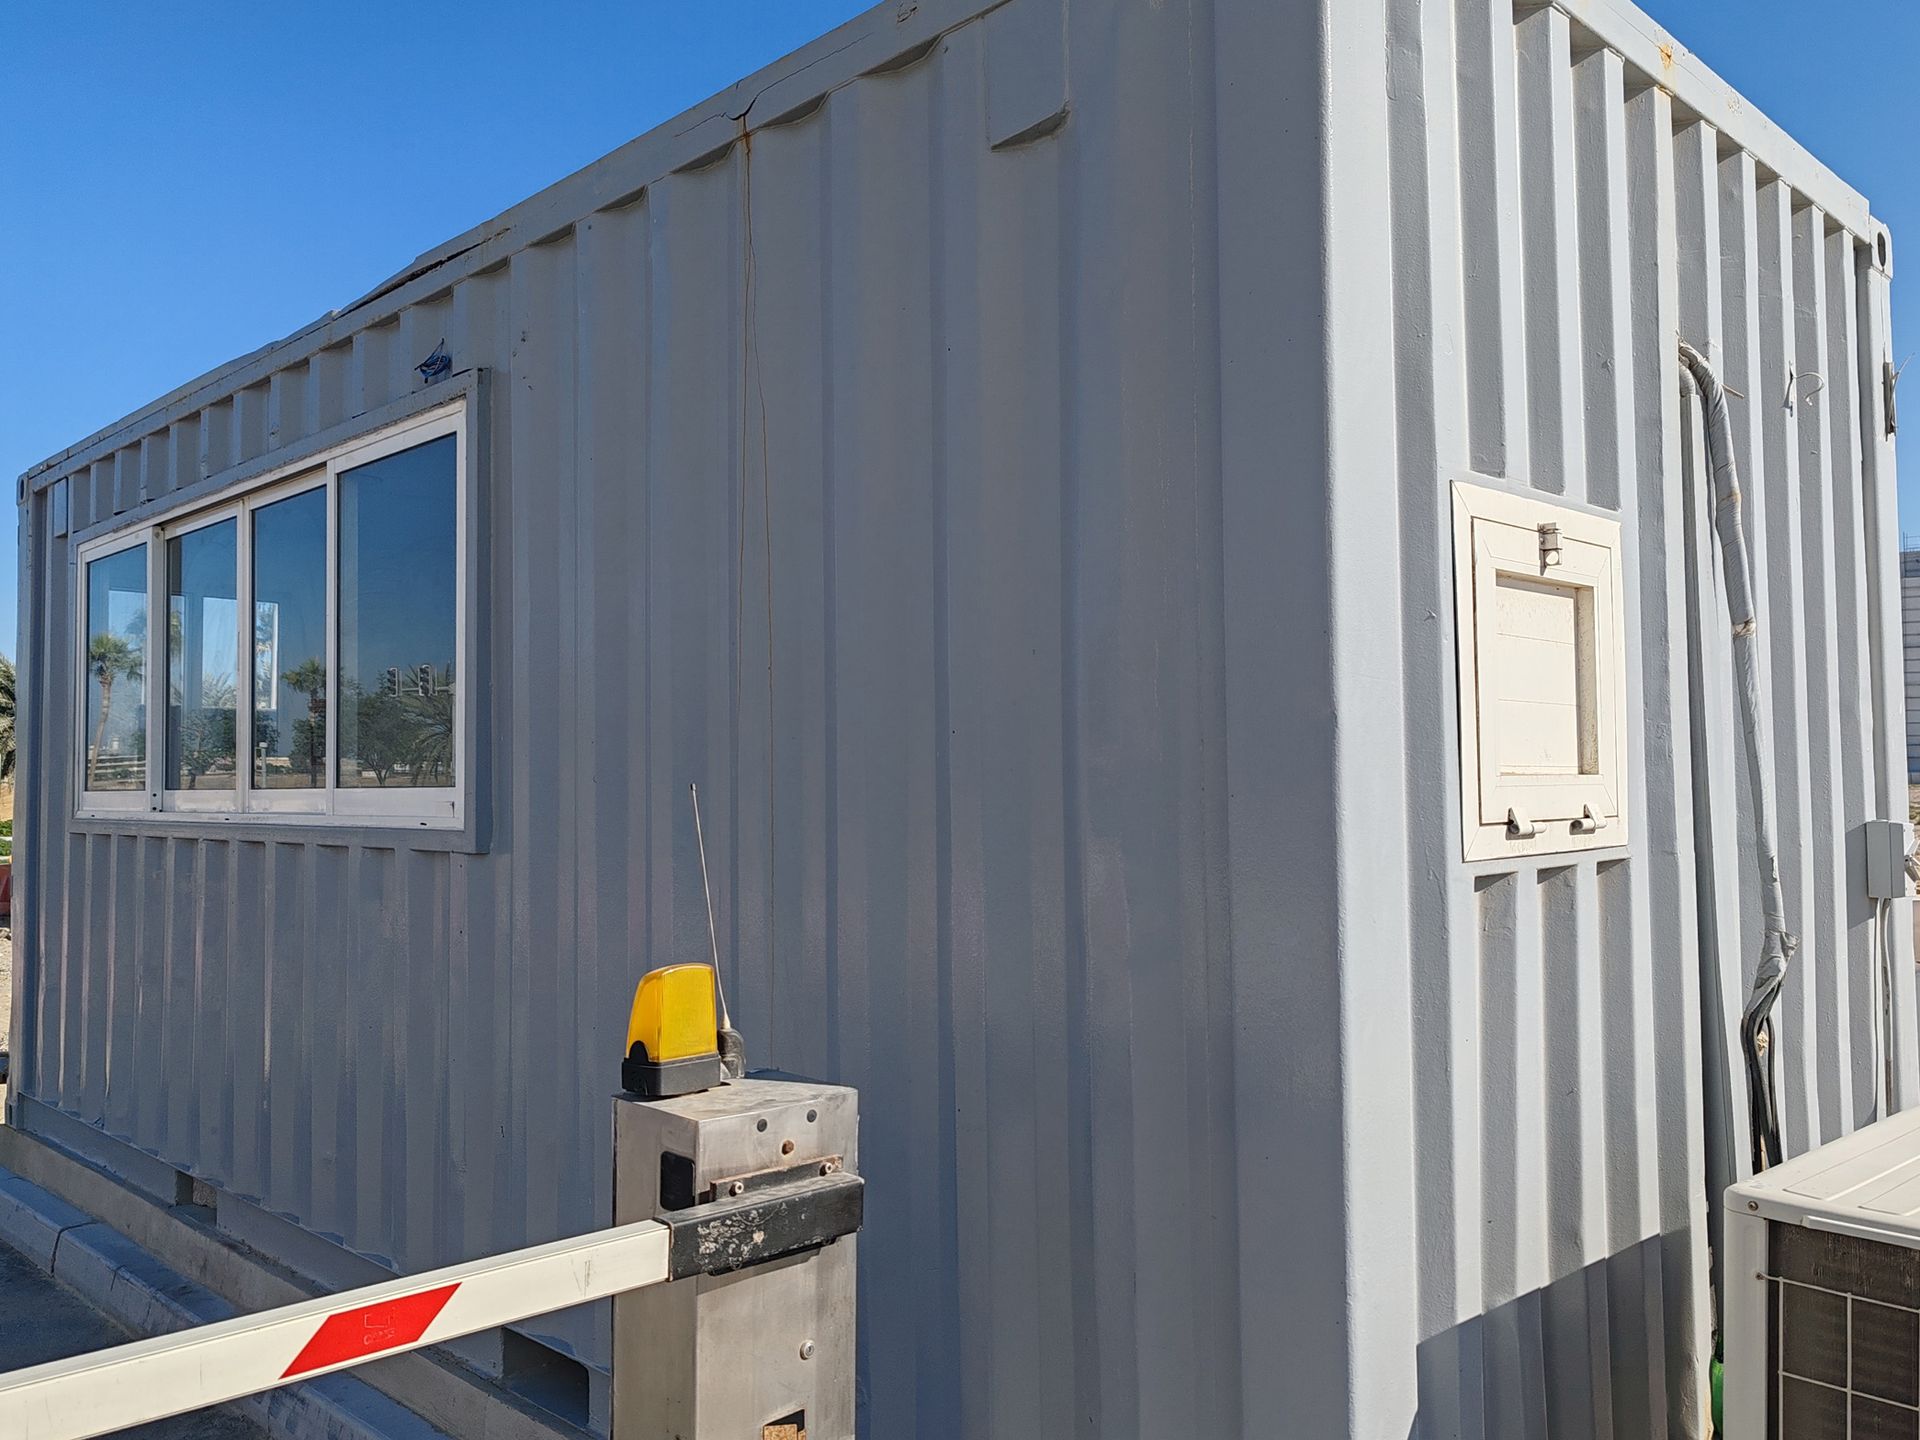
[1726,1107,1920,1439]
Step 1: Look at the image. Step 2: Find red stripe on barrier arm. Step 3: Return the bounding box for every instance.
[281,1283,461,1378]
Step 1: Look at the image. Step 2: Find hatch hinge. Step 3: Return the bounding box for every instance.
[1572,805,1607,836]
[1506,808,1539,840]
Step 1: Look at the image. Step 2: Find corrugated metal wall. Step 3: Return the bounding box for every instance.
[1385,1,1913,1437]
[14,1,1246,1434]
[8,0,1908,1436]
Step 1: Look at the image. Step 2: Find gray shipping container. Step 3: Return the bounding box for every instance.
[9,0,1910,1435]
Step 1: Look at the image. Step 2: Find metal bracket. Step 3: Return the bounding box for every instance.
[665,1172,865,1279]
[1572,805,1607,836]
[1506,808,1539,840]
[1887,356,1904,437]
[1538,523,1563,569]
[705,1155,848,1205]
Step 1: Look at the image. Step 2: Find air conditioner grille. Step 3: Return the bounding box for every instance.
[1768,1223,1920,1439]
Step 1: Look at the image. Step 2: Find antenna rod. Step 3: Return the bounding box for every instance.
[690,783,733,1032]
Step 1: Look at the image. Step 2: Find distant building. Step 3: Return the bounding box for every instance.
[1907,547,1920,781]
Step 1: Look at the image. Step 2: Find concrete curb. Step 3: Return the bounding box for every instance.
[0,1165,447,1440]
[0,1168,90,1270]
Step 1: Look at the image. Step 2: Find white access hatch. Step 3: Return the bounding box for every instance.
[1452,479,1629,861]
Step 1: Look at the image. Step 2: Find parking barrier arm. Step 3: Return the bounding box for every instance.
[0,1173,862,1440]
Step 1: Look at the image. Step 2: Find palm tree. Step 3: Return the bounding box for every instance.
[283,657,326,700]
[281,658,327,785]
[0,653,15,787]
[88,633,143,787]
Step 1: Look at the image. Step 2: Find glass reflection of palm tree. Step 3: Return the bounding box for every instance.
[405,688,455,786]
[282,658,327,787]
[176,672,237,788]
[89,632,144,787]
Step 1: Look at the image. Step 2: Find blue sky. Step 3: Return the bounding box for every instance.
[2,0,1916,662]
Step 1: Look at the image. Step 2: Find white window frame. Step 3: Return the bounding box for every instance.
[73,399,469,831]
[74,527,158,814]
[326,410,465,824]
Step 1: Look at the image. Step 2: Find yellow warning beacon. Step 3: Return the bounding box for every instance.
[621,964,725,1098]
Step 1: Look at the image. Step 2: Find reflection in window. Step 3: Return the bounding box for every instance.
[337,435,457,789]
[251,487,327,789]
[167,521,239,791]
[85,545,149,792]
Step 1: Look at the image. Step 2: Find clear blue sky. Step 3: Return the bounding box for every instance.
[2,1,1916,662]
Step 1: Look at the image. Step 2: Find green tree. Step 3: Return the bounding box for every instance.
[88,632,144,787]
[348,687,410,786]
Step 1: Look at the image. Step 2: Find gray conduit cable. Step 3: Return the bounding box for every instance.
[1678,340,1797,1172]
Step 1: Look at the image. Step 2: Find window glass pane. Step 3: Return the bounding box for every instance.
[338,434,457,789]
[84,545,148,792]
[166,520,239,791]
[251,487,327,790]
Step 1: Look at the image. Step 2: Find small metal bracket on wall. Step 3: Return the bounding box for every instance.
[1886,356,1904,437]
[1784,364,1826,417]
[1537,523,1563,570]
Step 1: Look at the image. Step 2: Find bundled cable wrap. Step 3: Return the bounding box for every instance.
[1679,340,1795,1171]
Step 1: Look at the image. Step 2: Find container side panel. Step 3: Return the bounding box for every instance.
[11,3,1906,1438]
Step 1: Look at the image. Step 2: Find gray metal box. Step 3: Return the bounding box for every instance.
[612,1079,858,1439]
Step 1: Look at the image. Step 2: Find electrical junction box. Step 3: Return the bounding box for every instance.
[1452,479,1629,862]
[1864,818,1913,901]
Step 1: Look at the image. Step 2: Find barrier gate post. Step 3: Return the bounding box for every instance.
[613,1076,860,1438]
[0,961,861,1440]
